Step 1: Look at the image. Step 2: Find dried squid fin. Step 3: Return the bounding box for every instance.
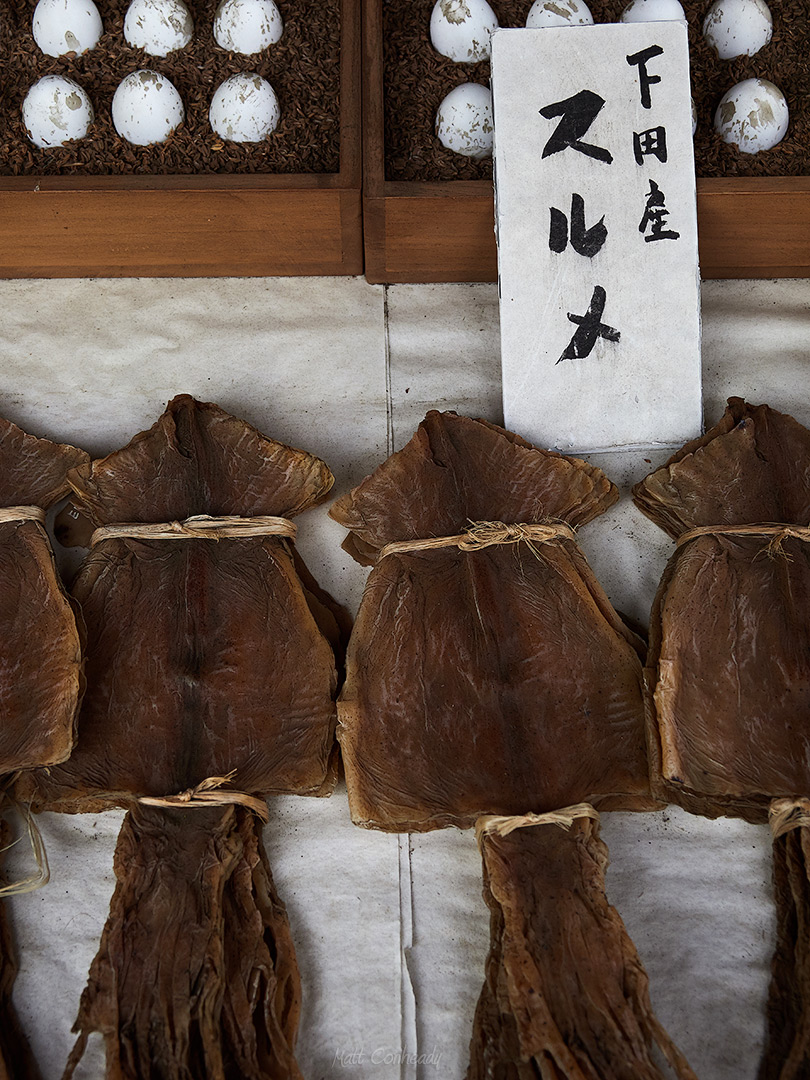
[330,411,618,555]
[0,416,88,509]
[761,811,810,1080]
[64,804,302,1080]
[66,395,334,526]
[468,816,697,1080]
[633,399,810,539]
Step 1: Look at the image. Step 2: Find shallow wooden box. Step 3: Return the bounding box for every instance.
[363,0,810,284]
[0,0,362,278]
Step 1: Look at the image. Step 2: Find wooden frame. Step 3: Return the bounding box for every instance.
[0,0,362,278]
[363,0,810,284]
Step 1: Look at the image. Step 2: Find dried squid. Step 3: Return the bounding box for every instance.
[17,395,339,1079]
[633,398,810,1080]
[0,414,88,1080]
[332,410,690,1078]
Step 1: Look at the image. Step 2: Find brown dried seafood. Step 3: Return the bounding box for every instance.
[634,398,810,822]
[469,811,697,1080]
[0,414,88,1080]
[331,410,653,832]
[0,416,87,776]
[633,399,810,1080]
[17,395,339,1079]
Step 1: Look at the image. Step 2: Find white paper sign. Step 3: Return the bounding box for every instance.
[493,23,702,453]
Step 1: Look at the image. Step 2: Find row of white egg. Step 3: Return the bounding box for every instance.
[436,76,789,158]
[431,0,774,63]
[22,70,280,148]
[31,0,282,59]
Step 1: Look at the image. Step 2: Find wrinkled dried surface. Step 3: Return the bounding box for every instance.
[0,520,85,773]
[761,824,810,1080]
[763,823,810,1080]
[15,396,338,1079]
[0,416,87,774]
[19,395,338,812]
[0,419,86,1080]
[633,399,810,823]
[468,816,697,1080]
[332,411,652,832]
[65,805,301,1080]
[0,818,41,1080]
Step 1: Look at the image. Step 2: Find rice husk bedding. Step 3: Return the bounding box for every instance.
[0,0,340,175]
[383,0,808,181]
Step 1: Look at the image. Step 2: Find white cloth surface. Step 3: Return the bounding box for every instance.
[1,275,808,1079]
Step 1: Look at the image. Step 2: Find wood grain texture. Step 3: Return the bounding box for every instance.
[0,187,362,278]
[0,0,362,279]
[363,179,810,284]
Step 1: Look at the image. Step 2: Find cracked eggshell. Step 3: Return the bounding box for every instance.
[703,0,772,59]
[124,0,193,56]
[32,0,102,57]
[714,78,788,153]
[526,0,593,28]
[209,73,280,142]
[436,82,493,159]
[620,0,685,21]
[23,75,93,148]
[430,0,499,63]
[112,69,184,146]
[213,0,283,54]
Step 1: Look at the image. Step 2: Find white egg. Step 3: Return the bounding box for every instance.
[209,73,280,142]
[703,0,772,59]
[22,75,93,148]
[112,69,184,146]
[620,0,685,21]
[436,82,493,159]
[32,0,102,57]
[526,0,593,28]
[430,0,499,64]
[124,0,193,56]
[714,78,788,153]
[213,0,283,54]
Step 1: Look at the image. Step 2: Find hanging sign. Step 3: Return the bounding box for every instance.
[493,22,702,453]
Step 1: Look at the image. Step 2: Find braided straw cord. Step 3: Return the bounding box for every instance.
[91,514,297,547]
[770,798,810,840]
[139,770,269,824]
[676,523,810,559]
[0,795,49,897]
[379,519,576,561]
[0,506,46,526]
[475,803,600,851]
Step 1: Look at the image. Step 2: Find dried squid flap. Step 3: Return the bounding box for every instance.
[0,520,83,774]
[0,416,87,774]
